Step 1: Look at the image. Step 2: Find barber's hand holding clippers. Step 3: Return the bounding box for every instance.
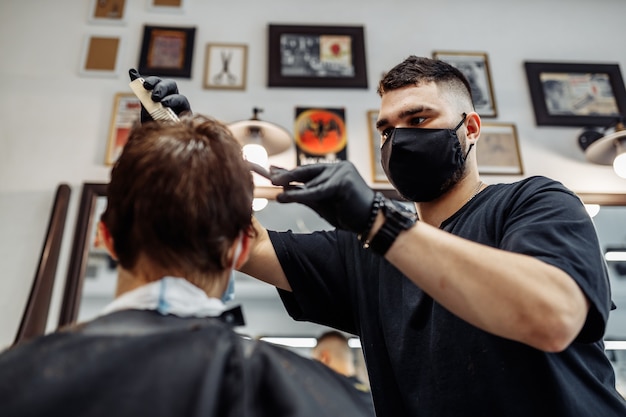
[269,161,377,235]
[128,69,191,123]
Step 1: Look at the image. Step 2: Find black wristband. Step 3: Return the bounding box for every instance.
[358,192,385,244]
[365,199,416,255]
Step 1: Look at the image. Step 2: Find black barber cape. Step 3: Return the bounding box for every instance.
[0,309,372,417]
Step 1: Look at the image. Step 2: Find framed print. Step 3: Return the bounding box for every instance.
[89,0,127,24]
[137,25,196,78]
[203,43,248,90]
[79,35,122,77]
[367,110,389,183]
[295,107,347,165]
[105,93,141,165]
[268,24,368,88]
[147,0,186,12]
[433,51,498,118]
[477,122,523,175]
[524,61,626,127]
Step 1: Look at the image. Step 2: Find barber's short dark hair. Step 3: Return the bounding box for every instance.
[101,114,253,278]
[377,55,474,109]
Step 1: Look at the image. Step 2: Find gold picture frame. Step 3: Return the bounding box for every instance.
[105,93,141,165]
[367,110,388,184]
[203,43,248,90]
[477,122,524,175]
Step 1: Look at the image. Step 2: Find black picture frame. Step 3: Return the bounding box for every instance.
[433,51,498,118]
[524,61,626,127]
[268,24,368,88]
[137,25,196,78]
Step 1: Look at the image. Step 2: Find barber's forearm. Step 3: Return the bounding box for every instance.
[384,221,589,352]
[240,218,292,291]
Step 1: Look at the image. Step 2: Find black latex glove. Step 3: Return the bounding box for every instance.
[129,69,191,123]
[270,161,376,234]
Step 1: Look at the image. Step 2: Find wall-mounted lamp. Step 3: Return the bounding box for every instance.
[578,118,626,178]
[228,107,292,168]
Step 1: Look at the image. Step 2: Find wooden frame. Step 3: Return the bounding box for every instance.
[367,110,389,184]
[268,24,368,88]
[105,93,141,165]
[89,0,127,24]
[524,61,626,127]
[58,183,108,328]
[137,25,196,78]
[477,122,524,175]
[203,43,248,90]
[13,184,71,346]
[79,35,122,77]
[433,51,498,118]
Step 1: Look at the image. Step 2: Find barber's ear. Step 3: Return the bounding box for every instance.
[97,221,118,261]
[465,112,481,142]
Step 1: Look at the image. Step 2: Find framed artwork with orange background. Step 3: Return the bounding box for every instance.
[105,93,141,165]
[294,107,347,165]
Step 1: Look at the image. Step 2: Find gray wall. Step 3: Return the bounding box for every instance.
[1,0,626,347]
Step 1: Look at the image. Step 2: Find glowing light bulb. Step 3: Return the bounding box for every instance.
[584,204,600,218]
[613,152,626,178]
[252,198,268,211]
[243,143,269,168]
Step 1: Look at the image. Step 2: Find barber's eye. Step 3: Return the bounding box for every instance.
[381,128,394,141]
[410,117,426,126]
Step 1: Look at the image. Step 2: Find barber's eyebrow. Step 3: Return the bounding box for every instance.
[376,106,427,129]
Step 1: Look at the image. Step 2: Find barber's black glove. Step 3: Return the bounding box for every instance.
[270,161,376,234]
[128,69,191,123]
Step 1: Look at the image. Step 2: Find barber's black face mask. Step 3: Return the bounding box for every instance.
[381,114,472,202]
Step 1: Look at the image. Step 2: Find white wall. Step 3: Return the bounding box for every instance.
[2,0,626,347]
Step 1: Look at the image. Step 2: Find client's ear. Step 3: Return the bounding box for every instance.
[234,233,251,269]
[97,221,118,261]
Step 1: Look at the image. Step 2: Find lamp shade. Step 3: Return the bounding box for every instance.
[228,108,292,156]
[583,129,626,165]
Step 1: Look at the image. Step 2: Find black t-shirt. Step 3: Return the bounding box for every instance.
[270,176,626,417]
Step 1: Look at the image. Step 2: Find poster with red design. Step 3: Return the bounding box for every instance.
[294,107,347,166]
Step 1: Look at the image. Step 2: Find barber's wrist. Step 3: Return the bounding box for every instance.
[362,199,416,255]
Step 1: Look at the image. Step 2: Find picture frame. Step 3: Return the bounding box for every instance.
[137,25,196,78]
[147,0,186,12]
[268,24,368,88]
[105,93,141,165]
[477,122,524,175]
[433,51,498,118]
[524,61,626,127]
[203,43,248,90]
[367,110,389,183]
[89,0,127,24]
[79,35,123,77]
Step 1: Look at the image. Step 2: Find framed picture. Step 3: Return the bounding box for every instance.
[295,107,347,165]
[477,122,523,175]
[137,25,196,78]
[433,51,498,118]
[89,0,127,24]
[79,35,123,77]
[203,43,248,90]
[147,0,186,12]
[268,24,368,88]
[524,61,626,127]
[105,93,141,165]
[367,110,389,183]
